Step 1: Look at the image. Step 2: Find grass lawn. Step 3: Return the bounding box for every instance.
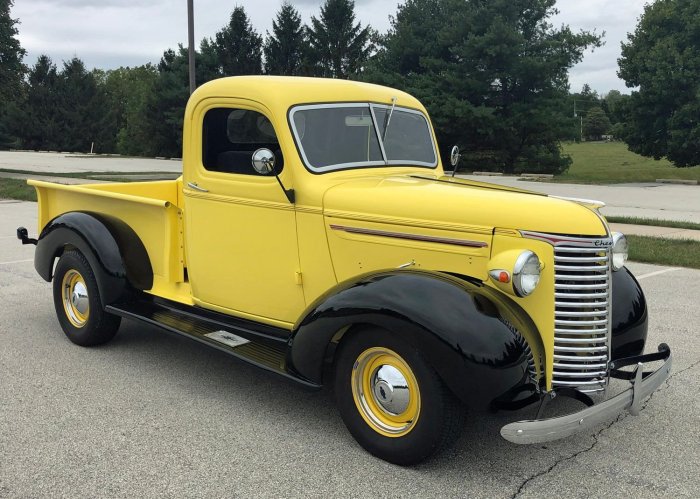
[0,178,37,201]
[628,235,700,269]
[0,168,174,178]
[558,142,700,184]
[606,216,700,231]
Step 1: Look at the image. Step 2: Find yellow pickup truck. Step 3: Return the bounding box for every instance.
[18,76,671,465]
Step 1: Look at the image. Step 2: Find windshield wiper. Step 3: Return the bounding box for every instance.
[382,96,397,140]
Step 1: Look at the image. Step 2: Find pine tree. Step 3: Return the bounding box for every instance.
[307,0,373,78]
[0,0,27,147]
[264,2,306,75]
[366,0,601,174]
[213,6,263,76]
[56,58,104,152]
[18,55,59,150]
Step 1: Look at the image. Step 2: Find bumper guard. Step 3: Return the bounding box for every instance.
[501,343,672,444]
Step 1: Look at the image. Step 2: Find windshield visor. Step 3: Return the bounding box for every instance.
[290,103,437,172]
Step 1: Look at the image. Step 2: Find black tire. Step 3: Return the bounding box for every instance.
[334,327,464,465]
[52,249,121,346]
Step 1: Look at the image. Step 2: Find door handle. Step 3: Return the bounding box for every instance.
[187,181,208,192]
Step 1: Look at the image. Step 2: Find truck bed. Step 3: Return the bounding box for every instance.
[29,178,190,303]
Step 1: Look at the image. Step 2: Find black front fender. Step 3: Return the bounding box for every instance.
[288,270,543,409]
[35,211,152,305]
[611,267,648,359]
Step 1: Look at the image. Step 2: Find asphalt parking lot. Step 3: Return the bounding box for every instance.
[1,200,699,498]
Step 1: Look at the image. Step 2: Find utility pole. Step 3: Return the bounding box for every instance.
[573,100,584,142]
[187,0,196,94]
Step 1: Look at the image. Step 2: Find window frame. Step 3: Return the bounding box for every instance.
[201,106,283,176]
[288,102,439,174]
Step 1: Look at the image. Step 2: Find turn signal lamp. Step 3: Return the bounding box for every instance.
[488,250,542,297]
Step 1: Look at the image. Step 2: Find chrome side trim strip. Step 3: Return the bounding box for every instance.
[329,224,489,248]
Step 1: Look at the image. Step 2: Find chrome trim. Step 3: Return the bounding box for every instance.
[501,348,672,444]
[554,354,608,361]
[513,250,540,297]
[523,231,613,393]
[549,195,606,208]
[329,224,489,248]
[186,181,208,192]
[554,336,607,343]
[555,300,609,308]
[372,365,410,415]
[370,103,439,167]
[611,231,629,271]
[289,102,438,173]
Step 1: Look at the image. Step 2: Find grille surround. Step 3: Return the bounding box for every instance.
[522,231,612,393]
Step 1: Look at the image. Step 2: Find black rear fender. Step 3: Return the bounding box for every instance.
[288,270,543,409]
[34,211,153,306]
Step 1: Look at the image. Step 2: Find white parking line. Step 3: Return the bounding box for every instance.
[636,268,681,280]
[0,259,33,265]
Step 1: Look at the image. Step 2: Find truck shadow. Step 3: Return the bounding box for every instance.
[108,318,604,489]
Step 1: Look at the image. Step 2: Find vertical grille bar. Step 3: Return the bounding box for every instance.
[552,240,611,393]
[521,231,613,394]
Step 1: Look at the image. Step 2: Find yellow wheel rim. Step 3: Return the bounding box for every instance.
[351,347,421,438]
[61,269,90,328]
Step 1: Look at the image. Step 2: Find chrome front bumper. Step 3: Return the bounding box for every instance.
[501,344,672,444]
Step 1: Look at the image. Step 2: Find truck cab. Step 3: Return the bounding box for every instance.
[19,76,671,465]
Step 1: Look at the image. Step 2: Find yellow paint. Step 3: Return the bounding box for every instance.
[351,347,421,438]
[31,76,609,387]
[487,234,557,389]
[61,269,89,328]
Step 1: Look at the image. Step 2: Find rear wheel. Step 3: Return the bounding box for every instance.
[334,327,464,465]
[53,250,121,346]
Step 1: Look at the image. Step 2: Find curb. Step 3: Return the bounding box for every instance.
[655,179,698,185]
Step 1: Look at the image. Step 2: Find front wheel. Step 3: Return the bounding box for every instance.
[334,328,464,465]
[52,250,121,346]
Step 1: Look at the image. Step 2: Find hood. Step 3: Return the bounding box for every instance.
[322,175,607,236]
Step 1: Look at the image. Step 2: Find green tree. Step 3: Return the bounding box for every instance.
[367,0,601,174]
[141,41,222,158]
[213,6,263,76]
[0,0,26,148]
[55,57,105,152]
[307,0,373,78]
[18,55,59,150]
[583,106,611,140]
[99,65,158,156]
[264,2,306,75]
[618,0,700,167]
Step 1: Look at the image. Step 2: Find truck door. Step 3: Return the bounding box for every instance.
[183,101,304,326]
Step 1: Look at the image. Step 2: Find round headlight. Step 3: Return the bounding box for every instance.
[611,232,628,271]
[513,251,541,297]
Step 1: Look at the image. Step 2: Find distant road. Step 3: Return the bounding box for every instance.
[0,151,182,174]
[459,175,700,223]
[1,151,697,222]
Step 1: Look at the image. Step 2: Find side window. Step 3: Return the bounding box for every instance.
[202,108,284,175]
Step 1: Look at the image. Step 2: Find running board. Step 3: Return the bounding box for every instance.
[106,299,320,389]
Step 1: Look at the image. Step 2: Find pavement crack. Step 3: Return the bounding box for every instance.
[512,357,700,498]
[510,413,626,499]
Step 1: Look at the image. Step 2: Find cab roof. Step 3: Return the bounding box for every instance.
[188,76,425,115]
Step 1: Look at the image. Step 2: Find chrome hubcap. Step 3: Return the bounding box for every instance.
[371,365,410,415]
[351,347,421,437]
[62,269,90,328]
[71,282,89,315]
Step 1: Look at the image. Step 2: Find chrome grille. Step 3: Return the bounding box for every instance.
[552,241,611,393]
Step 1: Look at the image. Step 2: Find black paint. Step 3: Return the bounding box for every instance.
[288,270,538,409]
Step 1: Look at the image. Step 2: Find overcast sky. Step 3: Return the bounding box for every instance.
[11,0,647,95]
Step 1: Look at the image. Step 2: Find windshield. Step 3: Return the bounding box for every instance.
[290,103,437,172]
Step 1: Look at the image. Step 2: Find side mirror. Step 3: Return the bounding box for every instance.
[251,148,276,175]
[450,145,461,167]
